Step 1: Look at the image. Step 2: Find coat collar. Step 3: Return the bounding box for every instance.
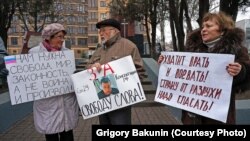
[104,33,121,48]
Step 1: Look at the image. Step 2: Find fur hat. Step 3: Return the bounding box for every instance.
[42,23,67,40]
[96,19,121,31]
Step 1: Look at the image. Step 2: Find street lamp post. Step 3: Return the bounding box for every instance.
[121,19,128,37]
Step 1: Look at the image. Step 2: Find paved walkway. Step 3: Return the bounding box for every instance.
[0,73,182,141]
[0,104,181,141]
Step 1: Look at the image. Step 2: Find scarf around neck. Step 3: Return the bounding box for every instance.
[203,36,222,48]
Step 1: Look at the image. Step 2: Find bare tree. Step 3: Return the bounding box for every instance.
[0,0,18,49]
[220,0,250,21]
[169,0,185,51]
[197,0,209,26]
[17,0,61,32]
[159,0,169,51]
[109,0,168,59]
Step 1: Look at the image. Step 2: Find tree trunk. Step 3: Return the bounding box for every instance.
[160,20,165,51]
[149,0,158,59]
[0,29,8,50]
[197,0,209,27]
[169,0,185,51]
[182,0,193,33]
[220,0,239,21]
[144,14,152,56]
[169,0,177,51]
[0,1,16,49]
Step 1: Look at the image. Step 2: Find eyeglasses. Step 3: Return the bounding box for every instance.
[99,27,115,33]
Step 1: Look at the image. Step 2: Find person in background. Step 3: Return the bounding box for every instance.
[29,23,79,141]
[87,18,145,125]
[158,12,250,124]
[0,37,8,91]
[0,37,8,80]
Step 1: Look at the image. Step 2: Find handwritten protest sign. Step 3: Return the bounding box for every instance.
[71,55,146,119]
[155,52,234,123]
[4,50,75,105]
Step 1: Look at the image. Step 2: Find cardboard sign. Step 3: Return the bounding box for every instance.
[71,56,146,119]
[5,50,75,105]
[155,52,234,123]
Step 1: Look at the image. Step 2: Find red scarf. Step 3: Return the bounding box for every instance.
[42,40,61,52]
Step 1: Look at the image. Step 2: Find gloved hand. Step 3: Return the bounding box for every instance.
[0,68,9,78]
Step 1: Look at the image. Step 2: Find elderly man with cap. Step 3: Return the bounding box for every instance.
[87,18,145,125]
[29,23,79,141]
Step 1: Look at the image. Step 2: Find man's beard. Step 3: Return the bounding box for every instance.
[101,31,116,47]
[101,39,107,45]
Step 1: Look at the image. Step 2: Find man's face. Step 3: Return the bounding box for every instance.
[102,82,112,95]
[99,26,116,44]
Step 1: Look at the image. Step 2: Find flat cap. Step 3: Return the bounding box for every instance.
[96,19,121,31]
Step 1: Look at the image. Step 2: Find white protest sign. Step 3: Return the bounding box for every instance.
[155,52,234,123]
[4,50,75,105]
[71,55,146,119]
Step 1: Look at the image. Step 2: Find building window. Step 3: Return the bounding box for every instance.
[88,24,97,32]
[55,3,64,11]
[70,38,75,45]
[88,0,97,7]
[68,16,76,24]
[77,38,87,46]
[9,27,17,33]
[11,37,18,45]
[88,36,98,44]
[77,50,81,54]
[100,13,107,20]
[13,15,18,22]
[89,12,97,20]
[13,50,17,54]
[77,5,84,12]
[78,27,87,34]
[67,26,74,34]
[100,1,106,7]
[78,16,86,24]
[65,4,74,14]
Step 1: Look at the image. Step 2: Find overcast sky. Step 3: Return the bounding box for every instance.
[237,7,250,21]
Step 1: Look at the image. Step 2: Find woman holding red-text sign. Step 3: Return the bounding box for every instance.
[158,12,250,124]
[29,23,79,141]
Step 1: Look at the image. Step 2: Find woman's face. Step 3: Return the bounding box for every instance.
[201,19,222,43]
[49,31,65,49]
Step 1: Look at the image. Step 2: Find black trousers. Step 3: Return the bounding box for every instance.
[99,106,131,125]
[45,130,74,141]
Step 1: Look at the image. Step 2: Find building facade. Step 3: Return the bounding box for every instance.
[7,0,148,59]
[7,0,109,58]
[236,19,250,53]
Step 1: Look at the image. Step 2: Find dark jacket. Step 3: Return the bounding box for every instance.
[0,37,8,79]
[98,88,119,99]
[182,28,250,124]
[87,33,145,80]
